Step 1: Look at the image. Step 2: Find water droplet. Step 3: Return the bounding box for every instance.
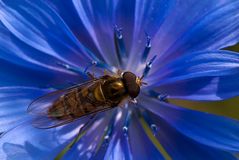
[151,124,158,136]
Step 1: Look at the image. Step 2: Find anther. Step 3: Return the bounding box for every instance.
[114,25,127,66]
[141,33,152,62]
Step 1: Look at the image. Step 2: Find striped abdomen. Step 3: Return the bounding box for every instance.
[47,83,108,120]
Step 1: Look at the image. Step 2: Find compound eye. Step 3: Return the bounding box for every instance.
[122,72,140,98]
[128,85,140,98]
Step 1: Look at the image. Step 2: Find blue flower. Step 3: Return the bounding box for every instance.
[1,0,239,159]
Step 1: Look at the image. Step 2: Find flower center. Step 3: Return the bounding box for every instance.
[56,25,157,92]
[114,25,157,79]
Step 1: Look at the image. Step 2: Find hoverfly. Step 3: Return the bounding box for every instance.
[28,71,145,129]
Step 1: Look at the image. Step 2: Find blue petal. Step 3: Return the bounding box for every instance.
[140,95,239,152]
[150,0,239,67]
[0,22,75,75]
[46,0,106,63]
[48,0,172,69]
[127,0,176,70]
[71,0,118,66]
[63,108,132,160]
[46,0,239,70]
[71,0,148,69]
[0,0,97,72]
[94,109,132,160]
[59,0,135,67]
[0,118,85,160]
[0,87,48,133]
[142,109,237,160]
[62,110,116,160]
[99,107,166,160]
[0,58,83,88]
[148,50,239,101]
[127,110,165,160]
[0,6,89,87]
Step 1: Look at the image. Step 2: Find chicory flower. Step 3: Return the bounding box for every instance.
[0,0,239,159]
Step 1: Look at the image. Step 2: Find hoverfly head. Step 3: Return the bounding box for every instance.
[122,71,141,99]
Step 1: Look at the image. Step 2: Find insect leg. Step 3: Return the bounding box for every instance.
[86,72,95,80]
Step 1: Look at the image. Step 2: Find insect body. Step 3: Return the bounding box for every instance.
[28,71,142,128]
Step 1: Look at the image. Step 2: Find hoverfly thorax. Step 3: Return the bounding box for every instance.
[99,71,143,107]
[101,77,126,102]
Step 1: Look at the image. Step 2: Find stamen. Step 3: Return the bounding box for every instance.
[56,62,83,75]
[140,110,159,136]
[141,55,157,79]
[114,25,127,65]
[96,61,116,73]
[54,114,97,160]
[148,90,168,102]
[103,135,110,144]
[141,34,152,62]
[84,60,98,74]
[123,110,132,137]
[103,111,117,145]
[150,124,158,136]
[157,94,168,102]
[104,121,114,144]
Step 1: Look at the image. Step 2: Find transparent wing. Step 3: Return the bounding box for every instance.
[27,79,112,129]
[28,80,96,115]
